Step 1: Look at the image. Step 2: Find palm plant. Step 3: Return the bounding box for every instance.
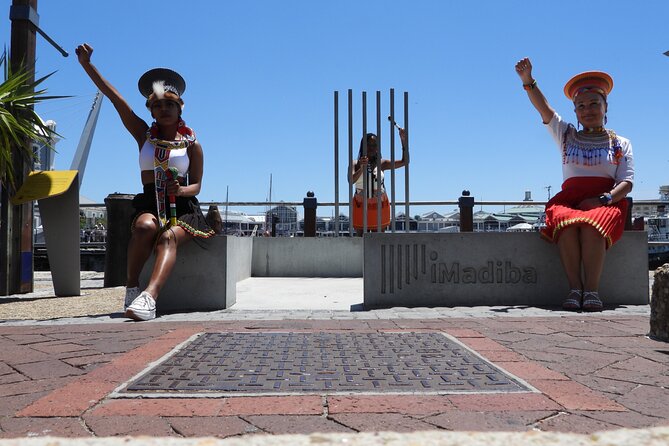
[0,50,65,189]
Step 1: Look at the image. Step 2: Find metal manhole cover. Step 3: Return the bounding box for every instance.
[119,332,533,396]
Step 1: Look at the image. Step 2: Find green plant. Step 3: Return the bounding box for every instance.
[0,50,65,188]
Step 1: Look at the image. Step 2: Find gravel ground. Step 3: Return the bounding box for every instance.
[0,272,123,321]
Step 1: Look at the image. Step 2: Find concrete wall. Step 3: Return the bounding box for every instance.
[140,235,252,312]
[252,237,363,277]
[363,232,649,308]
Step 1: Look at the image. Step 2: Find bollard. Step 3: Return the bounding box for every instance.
[625,197,634,231]
[303,191,317,237]
[103,193,135,287]
[458,190,474,232]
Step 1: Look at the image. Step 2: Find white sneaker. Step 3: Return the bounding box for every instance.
[124,286,140,311]
[125,291,156,321]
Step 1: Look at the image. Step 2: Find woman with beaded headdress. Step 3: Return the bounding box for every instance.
[515,57,634,311]
[76,43,214,321]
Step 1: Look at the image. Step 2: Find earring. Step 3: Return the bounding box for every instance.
[604,114,608,125]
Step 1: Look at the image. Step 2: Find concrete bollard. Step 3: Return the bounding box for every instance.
[303,191,317,237]
[103,193,135,287]
[650,263,669,342]
[458,190,474,232]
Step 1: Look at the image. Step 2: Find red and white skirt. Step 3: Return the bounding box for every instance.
[540,176,627,249]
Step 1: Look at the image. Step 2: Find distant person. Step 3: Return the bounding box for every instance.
[76,43,214,321]
[349,129,409,236]
[515,57,634,311]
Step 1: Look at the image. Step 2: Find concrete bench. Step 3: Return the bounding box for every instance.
[139,235,252,313]
[363,231,649,309]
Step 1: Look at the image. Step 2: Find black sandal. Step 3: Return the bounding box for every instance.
[562,289,582,311]
[582,291,603,312]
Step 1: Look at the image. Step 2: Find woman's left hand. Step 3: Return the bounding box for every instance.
[398,128,408,147]
[577,197,601,211]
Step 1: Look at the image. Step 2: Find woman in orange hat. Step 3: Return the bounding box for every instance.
[514,57,634,311]
[76,43,214,321]
[350,130,409,236]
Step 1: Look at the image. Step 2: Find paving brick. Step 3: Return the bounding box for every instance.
[457,337,510,352]
[443,329,484,338]
[0,362,15,375]
[616,385,669,418]
[83,415,176,437]
[0,417,90,438]
[474,350,527,362]
[574,375,643,397]
[0,372,27,386]
[61,353,119,368]
[244,415,354,435]
[425,410,556,431]
[0,391,50,416]
[447,393,561,412]
[493,361,569,381]
[531,379,626,411]
[167,415,259,437]
[576,410,666,429]
[327,395,453,415]
[89,398,228,417]
[537,412,621,434]
[30,342,93,355]
[220,396,323,416]
[0,376,75,398]
[12,359,86,380]
[2,334,54,345]
[329,413,438,432]
[0,342,51,365]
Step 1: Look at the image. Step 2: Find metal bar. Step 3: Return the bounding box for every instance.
[334,91,339,237]
[404,91,410,232]
[348,89,353,236]
[389,88,396,233]
[362,91,368,234]
[376,90,382,233]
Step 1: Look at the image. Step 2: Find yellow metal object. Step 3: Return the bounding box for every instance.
[11,171,78,205]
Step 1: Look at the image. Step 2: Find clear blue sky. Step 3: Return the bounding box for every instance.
[7,0,669,216]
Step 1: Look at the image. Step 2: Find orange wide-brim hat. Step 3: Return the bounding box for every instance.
[563,71,613,101]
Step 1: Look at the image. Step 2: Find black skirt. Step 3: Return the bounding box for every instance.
[131,183,215,239]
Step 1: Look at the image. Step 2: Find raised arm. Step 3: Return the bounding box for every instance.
[75,43,148,147]
[515,57,555,124]
[381,127,409,170]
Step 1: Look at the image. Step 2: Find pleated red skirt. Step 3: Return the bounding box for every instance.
[540,177,627,249]
[352,193,390,230]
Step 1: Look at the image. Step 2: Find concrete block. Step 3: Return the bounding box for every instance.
[252,237,363,277]
[364,232,648,309]
[140,235,252,312]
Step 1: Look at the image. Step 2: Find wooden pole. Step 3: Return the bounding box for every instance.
[1,0,38,295]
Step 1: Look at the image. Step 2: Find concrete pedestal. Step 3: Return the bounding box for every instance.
[139,235,252,313]
[364,232,649,309]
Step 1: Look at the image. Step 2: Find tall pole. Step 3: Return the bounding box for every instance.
[333,91,339,237]
[1,0,38,295]
[403,91,410,232]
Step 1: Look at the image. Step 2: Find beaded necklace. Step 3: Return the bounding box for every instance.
[147,119,196,227]
[562,126,623,166]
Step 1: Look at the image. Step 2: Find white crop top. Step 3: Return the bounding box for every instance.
[355,165,385,197]
[138,139,190,176]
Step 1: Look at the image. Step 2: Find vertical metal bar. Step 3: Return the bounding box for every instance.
[362,91,368,234]
[375,90,382,233]
[348,89,353,236]
[403,91,410,232]
[389,88,396,233]
[334,91,339,237]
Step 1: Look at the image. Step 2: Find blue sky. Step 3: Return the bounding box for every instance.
[8,0,669,216]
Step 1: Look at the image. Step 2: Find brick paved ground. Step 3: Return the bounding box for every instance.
[0,315,667,439]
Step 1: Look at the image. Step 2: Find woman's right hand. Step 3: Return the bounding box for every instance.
[75,43,93,66]
[358,156,369,167]
[514,57,534,85]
